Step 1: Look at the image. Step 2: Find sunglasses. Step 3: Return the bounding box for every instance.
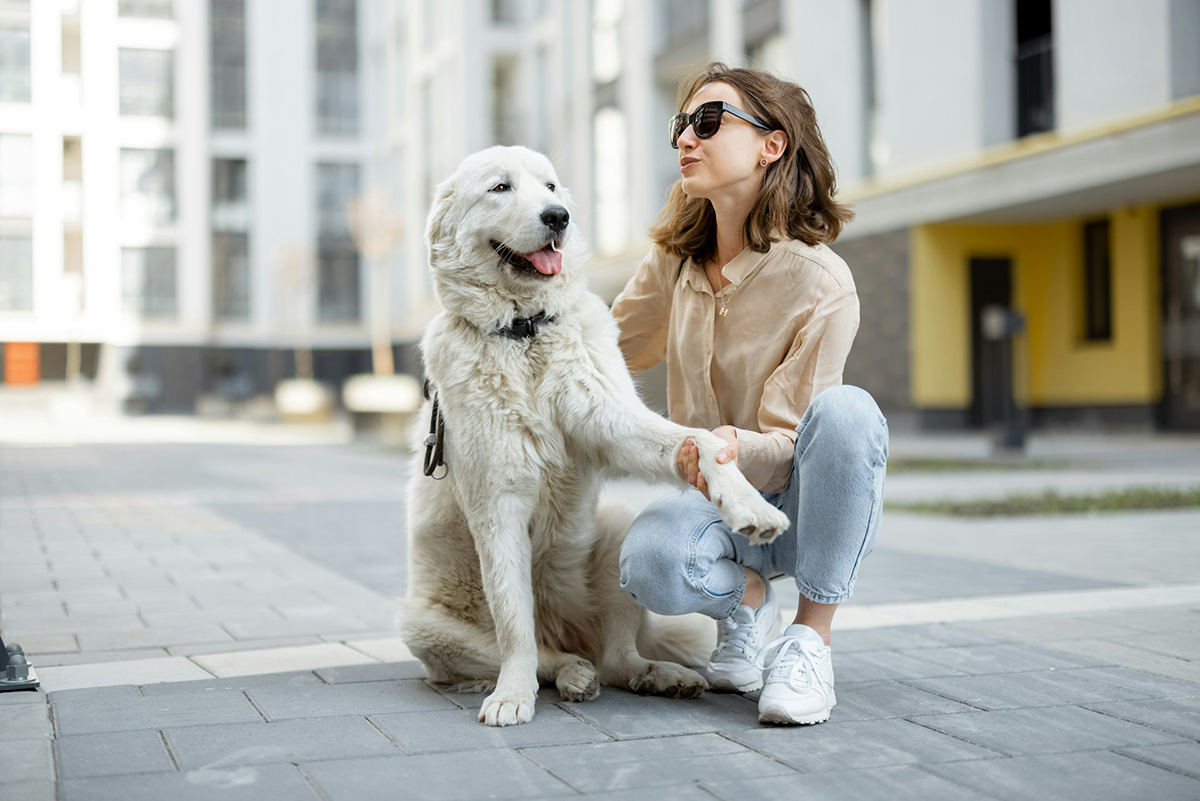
[669,100,772,149]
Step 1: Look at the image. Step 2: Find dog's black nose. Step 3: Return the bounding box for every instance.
[541,205,570,233]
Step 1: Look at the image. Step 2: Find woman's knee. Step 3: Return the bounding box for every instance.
[799,385,888,460]
[618,517,691,616]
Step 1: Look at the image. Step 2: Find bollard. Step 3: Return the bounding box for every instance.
[0,635,41,692]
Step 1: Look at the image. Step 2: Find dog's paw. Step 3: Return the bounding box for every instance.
[628,660,708,699]
[716,491,790,546]
[478,690,537,727]
[556,659,601,703]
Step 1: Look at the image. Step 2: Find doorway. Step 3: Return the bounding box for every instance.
[1161,202,1200,430]
[969,258,1014,428]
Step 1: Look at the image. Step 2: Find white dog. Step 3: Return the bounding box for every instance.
[399,146,789,727]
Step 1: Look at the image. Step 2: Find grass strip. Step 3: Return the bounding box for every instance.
[885,458,1071,474]
[887,486,1200,517]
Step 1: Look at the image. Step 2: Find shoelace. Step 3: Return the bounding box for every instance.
[712,616,759,661]
[755,635,827,692]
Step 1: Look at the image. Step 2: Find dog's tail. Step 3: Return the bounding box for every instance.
[637,611,717,668]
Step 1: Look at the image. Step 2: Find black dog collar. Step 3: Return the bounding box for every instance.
[496,311,556,340]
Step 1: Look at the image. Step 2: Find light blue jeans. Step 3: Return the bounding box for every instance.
[619,385,888,618]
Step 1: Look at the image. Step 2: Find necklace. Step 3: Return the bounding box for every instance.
[717,281,737,317]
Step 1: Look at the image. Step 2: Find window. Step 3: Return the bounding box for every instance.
[315,0,359,136]
[0,26,31,102]
[119,48,174,117]
[1016,0,1054,137]
[118,0,173,18]
[492,56,519,146]
[120,148,176,225]
[315,163,360,322]
[212,159,250,320]
[210,0,246,129]
[0,236,32,312]
[0,134,32,218]
[122,247,176,318]
[1083,219,1112,342]
[491,0,519,24]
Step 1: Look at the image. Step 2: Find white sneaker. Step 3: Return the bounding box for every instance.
[756,624,836,725]
[706,579,778,692]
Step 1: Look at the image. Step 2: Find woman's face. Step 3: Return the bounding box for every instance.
[676,81,767,201]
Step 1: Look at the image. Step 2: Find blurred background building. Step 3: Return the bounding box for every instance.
[1,0,1198,432]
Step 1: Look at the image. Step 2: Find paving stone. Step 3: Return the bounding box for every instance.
[59,762,321,801]
[915,705,1186,755]
[164,716,398,769]
[0,688,46,706]
[371,706,608,753]
[191,642,376,677]
[302,749,572,801]
[573,786,716,801]
[905,643,1107,675]
[0,702,52,741]
[1041,639,1200,684]
[167,636,324,657]
[6,614,149,636]
[0,779,56,801]
[7,634,79,654]
[836,650,965,682]
[1118,742,1200,780]
[1086,697,1200,740]
[1059,666,1200,699]
[703,764,995,801]
[0,737,53,782]
[223,617,374,640]
[551,686,760,738]
[139,671,323,696]
[246,679,457,720]
[832,623,999,653]
[524,732,741,767]
[906,669,1154,711]
[56,729,176,779]
[550,749,796,792]
[832,680,978,720]
[726,718,999,771]
[78,626,235,652]
[1103,608,1200,635]
[38,656,215,692]
[926,750,1200,801]
[956,615,1139,642]
[1137,631,1200,661]
[31,647,171,667]
[51,684,263,735]
[315,661,427,684]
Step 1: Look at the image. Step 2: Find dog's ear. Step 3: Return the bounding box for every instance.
[424,179,457,255]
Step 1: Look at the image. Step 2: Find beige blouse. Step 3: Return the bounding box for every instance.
[611,238,860,494]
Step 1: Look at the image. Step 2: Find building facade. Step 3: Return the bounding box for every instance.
[592,0,1200,431]
[3,0,1199,431]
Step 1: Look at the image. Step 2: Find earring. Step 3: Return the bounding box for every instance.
[760,158,769,167]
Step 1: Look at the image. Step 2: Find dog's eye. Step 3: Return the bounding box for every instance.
[546,182,556,192]
[489,183,511,193]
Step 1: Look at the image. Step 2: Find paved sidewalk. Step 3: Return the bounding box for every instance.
[2,431,1199,800]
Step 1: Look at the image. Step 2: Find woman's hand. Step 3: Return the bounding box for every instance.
[677,425,740,500]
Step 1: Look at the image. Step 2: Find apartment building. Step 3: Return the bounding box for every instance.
[593,0,1200,431]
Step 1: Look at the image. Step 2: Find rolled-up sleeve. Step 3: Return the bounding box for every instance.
[735,286,860,492]
[612,247,676,372]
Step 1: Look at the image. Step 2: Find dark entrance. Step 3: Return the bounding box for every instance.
[1161,202,1200,430]
[969,258,1014,428]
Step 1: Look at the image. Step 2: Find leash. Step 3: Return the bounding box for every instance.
[496,310,557,340]
[422,378,447,479]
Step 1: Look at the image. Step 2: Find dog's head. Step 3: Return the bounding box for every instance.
[425,146,588,328]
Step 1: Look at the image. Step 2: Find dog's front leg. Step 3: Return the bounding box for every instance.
[470,492,540,727]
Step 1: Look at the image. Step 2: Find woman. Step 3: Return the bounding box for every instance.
[612,63,888,725]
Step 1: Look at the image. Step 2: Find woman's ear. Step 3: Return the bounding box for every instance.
[762,130,788,163]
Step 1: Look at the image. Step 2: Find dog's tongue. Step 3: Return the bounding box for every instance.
[524,247,562,275]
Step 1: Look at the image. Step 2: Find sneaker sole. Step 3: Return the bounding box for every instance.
[709,675,763,693]
[758,694,837,725]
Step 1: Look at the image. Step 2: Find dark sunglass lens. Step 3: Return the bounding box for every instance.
[694,104,721,138]
[669,114,687,147]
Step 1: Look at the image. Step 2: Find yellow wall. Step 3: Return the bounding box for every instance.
[911,208,1162,410]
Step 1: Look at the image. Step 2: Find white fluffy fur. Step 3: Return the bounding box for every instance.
[399,146,789,727]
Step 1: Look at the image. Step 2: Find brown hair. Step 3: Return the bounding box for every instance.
[650,63,854,264]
